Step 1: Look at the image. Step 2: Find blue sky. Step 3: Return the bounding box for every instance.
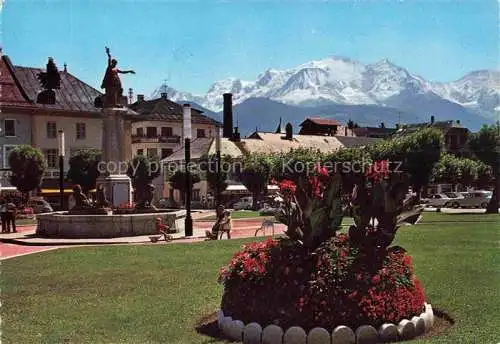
[2,0,498,96]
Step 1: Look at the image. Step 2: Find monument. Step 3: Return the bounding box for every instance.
[96,46,135,207]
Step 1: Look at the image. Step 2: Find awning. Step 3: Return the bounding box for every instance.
[225,185,248,191]
[40,188,74,194]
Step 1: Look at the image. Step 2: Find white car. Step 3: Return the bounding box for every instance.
[421,193,463,208]
[455,191,492,208]
[233,197,254,210]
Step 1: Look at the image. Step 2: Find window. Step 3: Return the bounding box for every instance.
[4,119,15,137]
[137,149,144,156]
[161,148,173,159]
[3,145,18,168]
[44,149,58,169]
[196,129,206,138]
[47,122,57,138]
[146,127,157,138]
[192,189,200,201]
[136,127,144,136]
[147,148,157,158]
[76,123,86,139]
[161,127,173,137]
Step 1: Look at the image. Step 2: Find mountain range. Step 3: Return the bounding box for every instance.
[150,56,499,135]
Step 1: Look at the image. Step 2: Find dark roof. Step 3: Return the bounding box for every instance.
[406,120,463,129]
[395,120,468,137]
[129,98,221,125]
[334,136,381,148]
[300,117,341,127]
[353,127,397,136]
[0,56,36,109]
[13,64,103,114]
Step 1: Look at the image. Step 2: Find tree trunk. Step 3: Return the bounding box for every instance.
[413,185,422,201]
[252,191,259,211]
[486,178,499,214]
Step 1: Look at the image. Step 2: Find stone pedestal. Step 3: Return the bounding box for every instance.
[99,107,132,207]
[97,174,132,207]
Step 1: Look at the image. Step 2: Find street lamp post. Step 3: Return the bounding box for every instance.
[57,130,65,211]
[183,104,193,237]
[215,125,222,208]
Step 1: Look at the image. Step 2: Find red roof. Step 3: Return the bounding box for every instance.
[0,56,35,109]
[301,117,341,126]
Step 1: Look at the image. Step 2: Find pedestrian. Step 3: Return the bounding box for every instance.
[6,199,17,233]
[0,198,8,233]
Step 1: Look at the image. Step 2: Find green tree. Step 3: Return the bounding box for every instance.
[67,148,102,193]
[237,153,277,210]
[168,170,201,204]
[372,128,443,198]
[8,145,46,200]
[199,154,232,205]
[430,153,461,188]
[469,123,500,213]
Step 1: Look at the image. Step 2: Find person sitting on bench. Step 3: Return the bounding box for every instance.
[155,218,172,242]
[218,210,232,239]
[206,205,225,240]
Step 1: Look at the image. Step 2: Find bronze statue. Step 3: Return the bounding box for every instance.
[100,47,135,107]
[37,57,61,104]
[135,183,156,209]
[95,184,109,208]
[71,184,92,209]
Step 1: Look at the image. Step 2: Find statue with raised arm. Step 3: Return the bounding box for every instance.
[100,47,135,108]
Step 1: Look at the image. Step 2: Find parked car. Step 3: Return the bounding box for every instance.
[27,199,53,214]
[259,204,280,216]
[421,192,463,208]
[233,197,254,210]
[455,191,492,208]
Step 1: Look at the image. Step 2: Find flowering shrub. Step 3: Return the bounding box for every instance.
[218,238,279,284]
[220,235,426,331]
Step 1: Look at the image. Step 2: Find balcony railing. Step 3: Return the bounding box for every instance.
[131,135,181,144]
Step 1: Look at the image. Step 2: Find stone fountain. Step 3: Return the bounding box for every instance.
[36,47,186,238]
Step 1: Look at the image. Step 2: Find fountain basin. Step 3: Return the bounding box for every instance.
[36,210,186,238]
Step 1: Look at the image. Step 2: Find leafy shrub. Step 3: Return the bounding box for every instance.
[219,236,425,331]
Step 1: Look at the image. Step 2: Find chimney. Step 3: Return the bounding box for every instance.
[231,126,241,142]
[137,94,145,102]
[223,93,233,138]
[161,92,168,100]
[128,88,133,104]
[456,119,461,125]
[63,63,67,73]
[183,104,192,141]
[285,123,293,140]
[430,115,435,124]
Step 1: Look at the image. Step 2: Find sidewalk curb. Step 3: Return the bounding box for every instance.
[0,234,208,247]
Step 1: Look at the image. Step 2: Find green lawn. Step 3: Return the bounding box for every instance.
[1,213,499,343]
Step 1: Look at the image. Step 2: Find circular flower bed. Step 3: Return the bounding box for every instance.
[219,235,426,332]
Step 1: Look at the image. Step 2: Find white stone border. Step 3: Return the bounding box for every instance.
[217,303,434,344]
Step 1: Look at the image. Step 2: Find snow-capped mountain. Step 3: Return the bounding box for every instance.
[153,56,499,122]
[431,70,500,118]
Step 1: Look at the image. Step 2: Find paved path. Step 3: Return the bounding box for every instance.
[0,219,286,260]
[0,225,62,260]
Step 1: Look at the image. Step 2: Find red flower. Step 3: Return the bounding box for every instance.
[279,179,297,194]
[365,160,390,182]
[371,275,381,284]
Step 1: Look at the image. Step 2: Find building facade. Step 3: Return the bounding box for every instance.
[129,93,221,160]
